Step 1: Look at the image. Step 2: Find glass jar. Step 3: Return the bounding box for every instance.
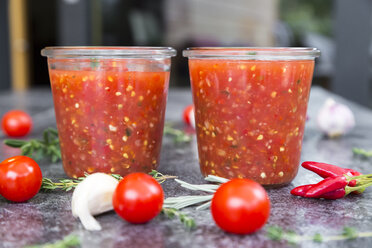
[184,47,320,186]
[42,47,176,178]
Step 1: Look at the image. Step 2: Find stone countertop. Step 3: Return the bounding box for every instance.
[1,86,372,248]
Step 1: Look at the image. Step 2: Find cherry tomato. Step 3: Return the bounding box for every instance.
[182,104,195,128]
[211,179,270,234]
[113,172,164,224]
[1,110,32,137]
[0,156,42,202]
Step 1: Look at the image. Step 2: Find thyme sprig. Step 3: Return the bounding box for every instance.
[149,169,178,183]
[4,128,61,163]
[163,125,192,144]
[25,234,79,248]
[41,170,175,191]
[162,207,196,230]
[41,177,86,191]
[353,147,372,158]
[266,226,372,244]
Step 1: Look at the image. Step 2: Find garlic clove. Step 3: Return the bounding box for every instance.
[317,98,355,138]
[189,107,195,130]
[71,173,119,231]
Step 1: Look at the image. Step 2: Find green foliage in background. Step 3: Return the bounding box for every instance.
[280,0,333,42]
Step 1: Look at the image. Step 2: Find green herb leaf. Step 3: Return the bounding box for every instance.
[4,128,61,163]
[111,174,123,181]
[90,58,100,69]
[162,208,196,230]
[125,128,132,137]
[266,225,369,244]
[285,230,299,244]
[163,125,191,144]
[220,90,230,96]
[352,148,372,158]
[25,234,80,248]
[266,226,284,241]
[3,139,27,147]
[313,233,323,243]
[342,227,358,240]
[267,226,299,244]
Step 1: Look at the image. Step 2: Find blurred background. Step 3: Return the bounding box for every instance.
[0,0,371,107]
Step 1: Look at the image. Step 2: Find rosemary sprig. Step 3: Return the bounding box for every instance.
[266,226,372,244]
[353,147,372,158]
[163,175,228,210]
[25,234,80,248]
[163,125,192,144]
[4,128,61,163]
[41,170,175,191]
[162,207,196,230]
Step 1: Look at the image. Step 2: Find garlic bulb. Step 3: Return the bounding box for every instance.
[71,173,118,231]
[317,98,355,138]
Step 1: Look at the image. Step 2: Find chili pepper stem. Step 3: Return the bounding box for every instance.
[347,173,372,181]
[345,181,372,195]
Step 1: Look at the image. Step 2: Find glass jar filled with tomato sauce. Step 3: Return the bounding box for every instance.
[184,48,320,186]
[41,47,176,178]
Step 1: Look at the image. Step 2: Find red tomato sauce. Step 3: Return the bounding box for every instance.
[189,59,314,186]
[49,60,169,178]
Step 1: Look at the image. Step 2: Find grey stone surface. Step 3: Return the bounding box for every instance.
[0,87,372,248]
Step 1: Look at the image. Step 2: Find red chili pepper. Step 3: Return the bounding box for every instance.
[291,171,372,200]
[302,161,361,178]
[301,161,361,187]
[305,176,348,198]
[291,183,347,199]
[317,188,345,200]
[290,184,314,197]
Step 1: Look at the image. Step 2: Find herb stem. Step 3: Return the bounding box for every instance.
[25,234,79,248]
[267,226,369,244]
[352,147,372,158]
[162,207,196,230]
[149,170,178,183]
[163,125,192,144]
[41,170,174,191]
[4,128,61,162]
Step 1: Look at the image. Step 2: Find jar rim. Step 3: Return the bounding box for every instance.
[183,47,320,59]
[41,46,177,58]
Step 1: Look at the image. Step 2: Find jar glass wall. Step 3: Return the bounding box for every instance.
[184,47,320,186]
[42,47,176,178]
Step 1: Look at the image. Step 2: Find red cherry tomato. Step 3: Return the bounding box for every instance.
[113,172,164,224]
[1,110,32,137]
[0,156,42,202]
[211,179,270,234]
[182,104,195,128]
